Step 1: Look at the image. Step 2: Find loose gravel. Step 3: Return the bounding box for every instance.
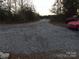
[0,19,79,54]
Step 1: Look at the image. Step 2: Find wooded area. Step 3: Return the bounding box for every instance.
[0,0,79,24]
[51,0,79,17]
[0,0,39,24]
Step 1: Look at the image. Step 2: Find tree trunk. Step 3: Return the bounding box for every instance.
[14,0,17,13]
[7,0,11,11]
[21,0,23,9]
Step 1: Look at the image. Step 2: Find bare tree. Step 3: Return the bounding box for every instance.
[7,0,11,11]
[0,0,3,8]
[13,0,17,13]
[50,0,63,15]
[19,0,23,9]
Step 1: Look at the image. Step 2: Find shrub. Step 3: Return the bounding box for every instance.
[17,7,40,22]
[50,14,65,22]
[0,8,13,24]
[0,6,40,24]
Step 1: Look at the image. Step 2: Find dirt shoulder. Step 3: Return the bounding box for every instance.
[9,49,79,59]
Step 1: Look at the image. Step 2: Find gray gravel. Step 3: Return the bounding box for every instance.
[0,19,79,54]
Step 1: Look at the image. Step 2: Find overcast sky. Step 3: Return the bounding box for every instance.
[32,0,55,15]
[2,0,55,15]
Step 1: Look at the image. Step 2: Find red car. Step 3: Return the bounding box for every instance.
[66,17,79,30]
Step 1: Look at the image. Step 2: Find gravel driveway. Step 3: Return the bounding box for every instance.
[0,19,79,54]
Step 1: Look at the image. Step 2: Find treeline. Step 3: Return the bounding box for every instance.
[0,0,40,24]
[51,0,79,17]
[49,0,79,23]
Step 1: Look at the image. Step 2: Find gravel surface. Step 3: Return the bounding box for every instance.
[0,19,79,54]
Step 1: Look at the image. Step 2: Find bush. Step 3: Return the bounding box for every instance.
[50,14,66,23]
[0,6,40,24]
[17,7,40,22]
[0,8,13,24]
